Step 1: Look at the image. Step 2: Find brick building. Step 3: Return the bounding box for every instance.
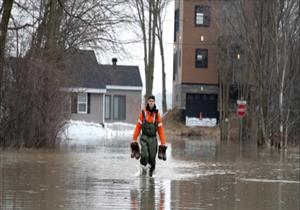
[173,0,220,120]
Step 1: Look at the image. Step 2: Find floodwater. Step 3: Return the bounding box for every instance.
[0,137,299,210]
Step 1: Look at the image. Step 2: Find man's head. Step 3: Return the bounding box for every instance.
[147,95,155,109]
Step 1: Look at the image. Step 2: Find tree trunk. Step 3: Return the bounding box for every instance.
[45,0,63,55]
[133,0,160,101]
[0,0,14,93]
[156,4,167,113]
[159,35,167,113]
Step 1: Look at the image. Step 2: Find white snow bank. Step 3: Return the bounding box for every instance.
[61,120,106,140]
[185,117,217,127]
[105,122,135,138]
[59,120,135,143]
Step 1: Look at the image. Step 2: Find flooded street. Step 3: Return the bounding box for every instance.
[1,137,299,210]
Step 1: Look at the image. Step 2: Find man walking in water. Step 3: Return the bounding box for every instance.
[131,95,167,177]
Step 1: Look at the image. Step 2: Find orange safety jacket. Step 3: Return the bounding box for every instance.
[133,109,166,144]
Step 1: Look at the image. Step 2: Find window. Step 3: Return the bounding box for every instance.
[195,6,210,26]
[195,49,208,68]
[113,96,126,120]
[77,93,88,113]
[196,12,204,25]
[174,9,180,41]
[173,51,178,81]
[178,48,181,67]
[105,95,111,119]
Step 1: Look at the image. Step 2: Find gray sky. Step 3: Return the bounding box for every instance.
[99,2,175,110]
[8,0,175,110]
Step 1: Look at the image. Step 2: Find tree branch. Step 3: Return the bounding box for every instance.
[57,0,92,26]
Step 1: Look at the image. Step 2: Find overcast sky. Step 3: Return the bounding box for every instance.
[98,2,175,110]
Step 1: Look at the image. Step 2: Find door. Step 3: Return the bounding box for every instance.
[186,93,218,118]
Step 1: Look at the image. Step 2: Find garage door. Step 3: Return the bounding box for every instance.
[186,93,218,118]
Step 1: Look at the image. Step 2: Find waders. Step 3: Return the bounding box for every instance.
[131,110,167,177]
[140,111,158,176]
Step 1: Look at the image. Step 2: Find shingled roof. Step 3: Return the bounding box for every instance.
[8,49,143,90]
[64,49,143,89]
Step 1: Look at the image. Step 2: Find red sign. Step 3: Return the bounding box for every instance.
[237,100,247,118]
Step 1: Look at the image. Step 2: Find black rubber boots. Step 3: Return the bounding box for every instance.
[158,145,167,161]
[130,142,140,159]
[132,142,167,161]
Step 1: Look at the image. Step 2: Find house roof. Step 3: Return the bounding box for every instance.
[8,49,143,91]
[64,49,143,90]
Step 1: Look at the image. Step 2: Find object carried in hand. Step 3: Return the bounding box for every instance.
[130,142,140,159]
[158,145,167,161]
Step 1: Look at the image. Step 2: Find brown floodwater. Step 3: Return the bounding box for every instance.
[0,137,299,210]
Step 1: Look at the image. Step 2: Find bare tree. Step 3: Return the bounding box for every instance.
[129,0,161,101]
[0,0,133,148]
[156,0,170,113]
[27,0,130,56]
[218,0,300,147]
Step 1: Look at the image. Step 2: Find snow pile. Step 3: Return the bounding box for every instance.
[105,122,135,138]
[61,120,106,140]
[185,117,217,127]
[60,120,135,142]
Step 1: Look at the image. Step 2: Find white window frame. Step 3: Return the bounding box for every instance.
[77,93,88,114]
[195,5,210,27]
[195,49,208,68]
[196,12,204,25]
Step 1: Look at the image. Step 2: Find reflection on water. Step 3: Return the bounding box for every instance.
[130,178,170,210]
[0,137,299,210]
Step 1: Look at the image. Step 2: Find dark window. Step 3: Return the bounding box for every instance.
[87,93,90,113]
[195,5,210,27]
[229,83,239,104]
[174,9,180,41]
[105,95,111,120]
[113,95,126,120]
[178,48,181,67]
[173,51,178,80]
[195,49,208,68]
